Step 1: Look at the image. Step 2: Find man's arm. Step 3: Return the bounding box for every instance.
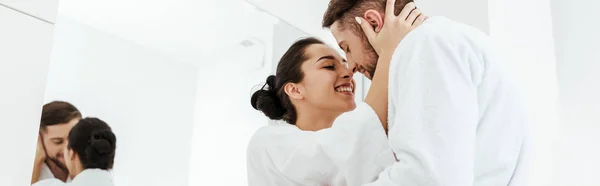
[365,33,479,185]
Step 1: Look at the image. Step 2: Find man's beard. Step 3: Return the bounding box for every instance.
[46,155,69,173]
[363,45,379,80]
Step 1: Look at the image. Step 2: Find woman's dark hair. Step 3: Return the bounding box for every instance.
[251,37,325,125]
[67,117,116,170]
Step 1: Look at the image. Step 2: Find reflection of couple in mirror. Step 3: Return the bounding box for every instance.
[32,101,116,186]
[247,0,528,185]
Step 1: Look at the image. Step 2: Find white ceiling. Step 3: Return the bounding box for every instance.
[56,0,278,68]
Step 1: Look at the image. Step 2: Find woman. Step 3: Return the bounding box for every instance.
[247,5,426,186]
[33,117,116,186]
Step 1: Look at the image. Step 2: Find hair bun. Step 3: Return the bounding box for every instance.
[265,75,277,90]
[88,130,115,155]
[251,75,286,120]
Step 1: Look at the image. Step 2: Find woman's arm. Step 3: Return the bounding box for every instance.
[364,55,392,132]
[361,1,426,133]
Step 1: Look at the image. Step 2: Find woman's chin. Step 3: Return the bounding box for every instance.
[342,101,357,112]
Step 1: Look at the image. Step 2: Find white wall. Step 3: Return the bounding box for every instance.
[551,0,600,185]
[0,3,57,186]
[486,0,561,185]
[416,0,489,34]
[187,11,277,186]
[271,21,308,73]
[0,0,59,23]
[44,16,198,186]
[188,57,273,186]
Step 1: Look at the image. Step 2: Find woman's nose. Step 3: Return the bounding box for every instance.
[341,68,354,79]
[346,62,357,73]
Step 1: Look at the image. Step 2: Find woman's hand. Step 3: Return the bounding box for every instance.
[360,1,427,133]
[356,1,427,58]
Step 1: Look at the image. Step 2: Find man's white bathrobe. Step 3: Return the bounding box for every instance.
[365,16,530,186]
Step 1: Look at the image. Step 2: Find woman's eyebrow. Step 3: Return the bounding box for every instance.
[316,55,336,63]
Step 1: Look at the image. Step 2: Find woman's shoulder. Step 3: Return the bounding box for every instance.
[249,123,300,147]
[247,122,313,156]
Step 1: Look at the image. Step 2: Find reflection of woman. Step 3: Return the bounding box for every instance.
[33,118,116,186]
[246,7,424,186]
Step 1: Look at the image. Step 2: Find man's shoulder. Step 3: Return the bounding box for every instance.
[399,16,492,57]
[412,16,490,43]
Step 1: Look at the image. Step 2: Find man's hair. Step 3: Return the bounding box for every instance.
[40,101,82,130]
[322,0,414,37]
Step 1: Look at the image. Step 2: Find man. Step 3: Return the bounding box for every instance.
[323,0,530,185]
[31,101,82,185]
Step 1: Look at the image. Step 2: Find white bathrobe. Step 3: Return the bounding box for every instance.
[246,102,397,186]
[364,16,530,186]
[32,169,114,186]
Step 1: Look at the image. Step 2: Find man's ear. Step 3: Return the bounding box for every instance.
[363,10,384,33]
[284,83,304,100]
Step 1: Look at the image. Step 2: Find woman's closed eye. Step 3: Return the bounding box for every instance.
[317,55,343,70]
[322,61,336,70]
[324,65,335,70]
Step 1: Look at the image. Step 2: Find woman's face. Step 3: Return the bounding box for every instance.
[296,44,356,113]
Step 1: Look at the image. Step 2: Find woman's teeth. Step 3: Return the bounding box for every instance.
[335,86,353,92]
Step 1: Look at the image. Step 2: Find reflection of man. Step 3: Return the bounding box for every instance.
[31,101,82,185]
[323,0,529,185]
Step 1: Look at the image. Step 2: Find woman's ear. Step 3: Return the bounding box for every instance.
[363,10,384,33]
[284,83,304,100]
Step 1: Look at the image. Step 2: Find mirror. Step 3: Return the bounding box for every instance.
[31,0,367,185]
[35,0,276,186]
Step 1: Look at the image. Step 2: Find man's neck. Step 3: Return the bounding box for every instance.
[46,161,69,182]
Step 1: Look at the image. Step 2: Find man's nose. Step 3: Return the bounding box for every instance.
[346,61,357,73]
